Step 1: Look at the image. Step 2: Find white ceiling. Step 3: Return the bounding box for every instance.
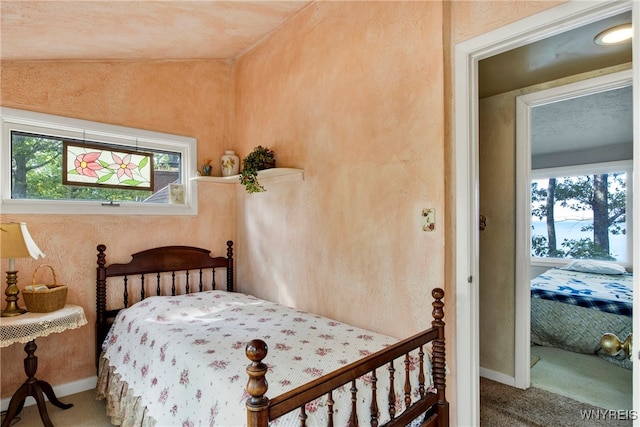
[479,12,632,98]
[480,11,633,158]
[532,85,633,157]
[0,1,313,61]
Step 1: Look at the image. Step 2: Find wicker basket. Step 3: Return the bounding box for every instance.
[22,264,68,313]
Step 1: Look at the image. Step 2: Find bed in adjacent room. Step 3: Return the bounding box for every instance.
[94,242,449,427]
[530,260,632,369]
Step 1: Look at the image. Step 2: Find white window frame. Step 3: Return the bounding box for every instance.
[530,159,633,268]
[1,108,198,215]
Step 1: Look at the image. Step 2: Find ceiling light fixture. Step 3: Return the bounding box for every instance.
[594,23,633,46]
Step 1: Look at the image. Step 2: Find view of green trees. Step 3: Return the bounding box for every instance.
[531,173,626,261]
[11,132,178,202]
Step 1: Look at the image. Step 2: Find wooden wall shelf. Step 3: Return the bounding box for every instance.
[191,168,304,185]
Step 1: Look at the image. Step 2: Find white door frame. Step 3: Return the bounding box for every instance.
[453,1,637,426]
[514,69,634,391]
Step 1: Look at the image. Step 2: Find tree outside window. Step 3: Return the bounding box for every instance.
[531,171,627,262]
[11,132,180,203]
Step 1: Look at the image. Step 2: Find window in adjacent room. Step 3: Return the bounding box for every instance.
[531,161,632,264]
[1,108,197,215]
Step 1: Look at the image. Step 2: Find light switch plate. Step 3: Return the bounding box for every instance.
[422,208,435,232]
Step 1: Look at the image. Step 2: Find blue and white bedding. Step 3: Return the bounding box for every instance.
[530,267,633,369]
[530,267,632,317]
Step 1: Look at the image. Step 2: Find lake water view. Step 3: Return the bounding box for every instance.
[531,220,627,262]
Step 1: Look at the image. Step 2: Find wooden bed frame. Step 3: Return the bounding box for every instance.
[95,243,449,427]
[95,241,234,370]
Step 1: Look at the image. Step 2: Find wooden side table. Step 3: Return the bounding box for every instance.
[0,304,87,427]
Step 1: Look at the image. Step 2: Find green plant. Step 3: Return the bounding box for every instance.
[239,146,275,193]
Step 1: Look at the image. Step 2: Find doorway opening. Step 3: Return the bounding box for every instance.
[453,1,637,426]
[515,69,633,408]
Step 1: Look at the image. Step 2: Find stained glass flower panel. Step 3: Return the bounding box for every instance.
[63,141,154,190]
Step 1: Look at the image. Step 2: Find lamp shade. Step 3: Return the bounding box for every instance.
[0,222,45,261]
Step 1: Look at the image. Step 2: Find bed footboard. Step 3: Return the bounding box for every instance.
[246,288,448,427]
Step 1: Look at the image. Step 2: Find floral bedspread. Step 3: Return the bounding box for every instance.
[101,290,432,427]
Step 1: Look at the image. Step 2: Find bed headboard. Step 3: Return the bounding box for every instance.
[95,241,234,371]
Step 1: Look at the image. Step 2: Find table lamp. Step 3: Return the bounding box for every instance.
[0,222,45,317]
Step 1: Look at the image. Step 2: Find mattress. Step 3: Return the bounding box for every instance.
[530,267,632,369]
[98,290,433,426]
[530,267,632,316]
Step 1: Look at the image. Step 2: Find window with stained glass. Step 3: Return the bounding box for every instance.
[2,108,197,215]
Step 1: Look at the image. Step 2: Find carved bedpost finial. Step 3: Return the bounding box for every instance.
[96,245,108,318]
[96,244,108,373]
[431,288,444,328]
[226,241,234,292]
[246,339,270,425]
[97,244,107,268]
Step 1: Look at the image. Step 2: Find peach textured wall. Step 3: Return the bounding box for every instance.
[0,0,571,420]
[232,2,567,423]
[0,60,235,397]
[234,1,445,337]
[449,0,562,44]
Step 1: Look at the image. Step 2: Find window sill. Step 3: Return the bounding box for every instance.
[531,257,632,270]
[191,168,304,185]
[0,198,197,216]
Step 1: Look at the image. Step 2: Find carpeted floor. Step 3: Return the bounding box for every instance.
[3,382,634,427]
[2,357,632,427]
[0,389,112,427]
[480,377,633,427]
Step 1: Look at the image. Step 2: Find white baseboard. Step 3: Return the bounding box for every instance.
[1,376,97,412]
[480,367,516,387]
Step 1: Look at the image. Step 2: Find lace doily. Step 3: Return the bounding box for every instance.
[0,304,87,348]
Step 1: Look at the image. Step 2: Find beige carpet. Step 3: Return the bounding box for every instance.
[481,377,632,427]
[1,390,112,427]
[482,346,633,426]
[3,347,633,427]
